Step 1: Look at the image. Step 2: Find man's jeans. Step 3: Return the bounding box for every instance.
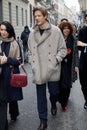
[36,81,59,124]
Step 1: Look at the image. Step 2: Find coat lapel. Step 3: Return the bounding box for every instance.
[34,21,51,47]
[34,30,51,46]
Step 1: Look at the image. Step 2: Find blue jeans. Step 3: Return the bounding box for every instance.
[36,81,59,124]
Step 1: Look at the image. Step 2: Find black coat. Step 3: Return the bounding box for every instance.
[78,25,87,70]
[0,40,23,102]
[60,35,79,88]
[78,25,87,86]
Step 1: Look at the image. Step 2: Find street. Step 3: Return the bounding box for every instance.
[8,63,87,130]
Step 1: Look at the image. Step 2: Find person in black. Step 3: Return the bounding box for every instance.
[77,14,87,109]
[21,26,30,63]
[58,21,79,112]
[0,21,23,130]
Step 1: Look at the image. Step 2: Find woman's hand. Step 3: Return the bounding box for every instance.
[0,53,7,64]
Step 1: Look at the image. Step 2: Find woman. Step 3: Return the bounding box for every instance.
[0,21,23,130]
[58,21,79,112]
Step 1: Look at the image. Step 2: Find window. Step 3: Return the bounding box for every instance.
[0,0,2,22]
[21,8,24,26]
[30,4,32,27]
[16,6,18,26]
[25,9,27,25]
[8,2,12,23]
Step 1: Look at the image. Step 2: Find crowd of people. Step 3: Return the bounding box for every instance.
[0,6,87,130]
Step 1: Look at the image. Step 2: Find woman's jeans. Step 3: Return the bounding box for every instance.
[36,81,59,124]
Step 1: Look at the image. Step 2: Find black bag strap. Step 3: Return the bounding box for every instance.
[19,63,27,74]
[11,60,27,75]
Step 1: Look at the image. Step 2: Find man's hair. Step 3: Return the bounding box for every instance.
[61,18,68,22]
[33,6,48,17]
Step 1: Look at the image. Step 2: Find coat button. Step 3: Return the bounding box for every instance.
[49,44,51,47]
[49,59,51,61]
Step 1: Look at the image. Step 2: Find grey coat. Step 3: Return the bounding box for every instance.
[28,22,66,84]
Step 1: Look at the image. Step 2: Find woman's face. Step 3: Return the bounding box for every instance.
[0,24,9,39]
[63,26,70,38]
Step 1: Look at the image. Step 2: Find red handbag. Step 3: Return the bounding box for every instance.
[10,64,28,87]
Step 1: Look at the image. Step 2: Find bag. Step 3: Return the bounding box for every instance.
[10,64,28,87]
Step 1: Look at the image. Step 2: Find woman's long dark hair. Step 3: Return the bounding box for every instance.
[0,21,16,39]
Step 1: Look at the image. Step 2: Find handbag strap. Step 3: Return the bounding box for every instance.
[11,60,27,75]
[19,63,27,74]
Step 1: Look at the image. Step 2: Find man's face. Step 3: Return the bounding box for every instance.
[34,10,47,27]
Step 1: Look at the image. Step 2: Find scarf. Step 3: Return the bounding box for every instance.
[0,37,20,59]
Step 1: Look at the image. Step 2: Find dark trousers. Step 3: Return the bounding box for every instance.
[59,87,71,107]
[36,81,59,124]
[79,69,87,102]
[0,75,8,130]
[9,101,19,119]
[0,102,8,130]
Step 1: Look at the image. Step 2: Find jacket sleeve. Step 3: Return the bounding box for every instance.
[56,29,67,63]
[78,28,85,51]
[73,39,79,67]
[27,35,32,64]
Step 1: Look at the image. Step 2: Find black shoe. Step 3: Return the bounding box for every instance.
[84,102,87,109]
[37,123,47,130]
[10,113,19,121]
[10,115,18,121]
[11,117,17,121]
[51,106,57,116]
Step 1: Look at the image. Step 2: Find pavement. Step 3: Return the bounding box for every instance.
[8,63,87,130]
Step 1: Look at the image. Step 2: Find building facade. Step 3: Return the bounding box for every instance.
[78,0,87,23]
[0,0,80,37]
[0,0,29,38]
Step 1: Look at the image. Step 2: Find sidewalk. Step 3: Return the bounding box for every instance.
[8,64,87,130]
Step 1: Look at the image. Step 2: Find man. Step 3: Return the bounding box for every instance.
[77,14,87,109]
[21,26,30,63]
[28,6,66,130]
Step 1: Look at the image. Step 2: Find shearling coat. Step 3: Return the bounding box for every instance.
[28,22,67,84]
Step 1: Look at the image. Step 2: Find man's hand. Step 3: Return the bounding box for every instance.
[77,41,86,47]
